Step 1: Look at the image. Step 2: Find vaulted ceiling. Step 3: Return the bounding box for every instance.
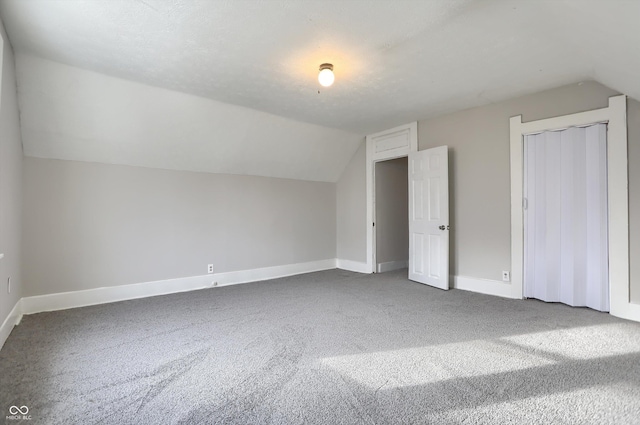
[1,0,638,181]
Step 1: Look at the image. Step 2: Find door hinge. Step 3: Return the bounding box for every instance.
[523,198,528,210]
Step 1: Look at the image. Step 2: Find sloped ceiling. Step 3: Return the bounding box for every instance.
[1,0,639,181]
[14,55,363,182]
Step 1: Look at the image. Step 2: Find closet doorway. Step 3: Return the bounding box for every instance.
[523,123,609,311]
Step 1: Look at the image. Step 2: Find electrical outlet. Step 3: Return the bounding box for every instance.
[207,264,214,274]
[502,271,510,282]
[7,277,11,294]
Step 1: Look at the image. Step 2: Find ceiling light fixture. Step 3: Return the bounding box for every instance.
[318,63,334,87]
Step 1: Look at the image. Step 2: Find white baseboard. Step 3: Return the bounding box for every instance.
[0,299,23,351]
[611,301,640,322]
[21,259,337,315]
[336,259,370,274]
[213,259,336,287]
[21,275,213,315]
[11,262,640,331]
[453,275,516,299]
[377,260,408,273]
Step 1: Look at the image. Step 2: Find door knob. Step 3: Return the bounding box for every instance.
[439,225,450,230]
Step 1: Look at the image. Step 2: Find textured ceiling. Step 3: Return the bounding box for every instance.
[15,55,363,182]
[3,0,639,135]
[1,0,639,183]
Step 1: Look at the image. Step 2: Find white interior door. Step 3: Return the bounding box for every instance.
[408,146,449,289]
[524,124,609,311]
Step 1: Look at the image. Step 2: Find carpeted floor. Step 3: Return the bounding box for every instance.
[1,269,640,424]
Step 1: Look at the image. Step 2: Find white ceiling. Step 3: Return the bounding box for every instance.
[3,0,639,136]
[15,54,363,182]
[1,0,639,182]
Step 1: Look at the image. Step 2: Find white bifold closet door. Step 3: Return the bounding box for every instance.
[524,123,609,312]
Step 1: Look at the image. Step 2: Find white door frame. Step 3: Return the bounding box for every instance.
[366,122,418,273]
[510,94,638,321]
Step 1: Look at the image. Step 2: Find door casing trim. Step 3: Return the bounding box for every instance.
[510,95,637,321]
[366,122,418,273]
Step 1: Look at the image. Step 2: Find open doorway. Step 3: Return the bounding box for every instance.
[365,122,417,275]
[366,123,450,289]
[374,157,409,273]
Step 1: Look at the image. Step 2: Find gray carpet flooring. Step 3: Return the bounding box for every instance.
[1,269,640,424]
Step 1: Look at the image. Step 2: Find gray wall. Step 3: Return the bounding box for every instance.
[336,141,366,263]
[23,158,336,297]
[0,22,23,326]
[15,79,640,303]
[418,81,619,281]
[337,81,640,303]
[375,157,408,265]
[418,81,640,302]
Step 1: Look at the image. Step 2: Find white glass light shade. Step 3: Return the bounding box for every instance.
[318,64,334,87]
